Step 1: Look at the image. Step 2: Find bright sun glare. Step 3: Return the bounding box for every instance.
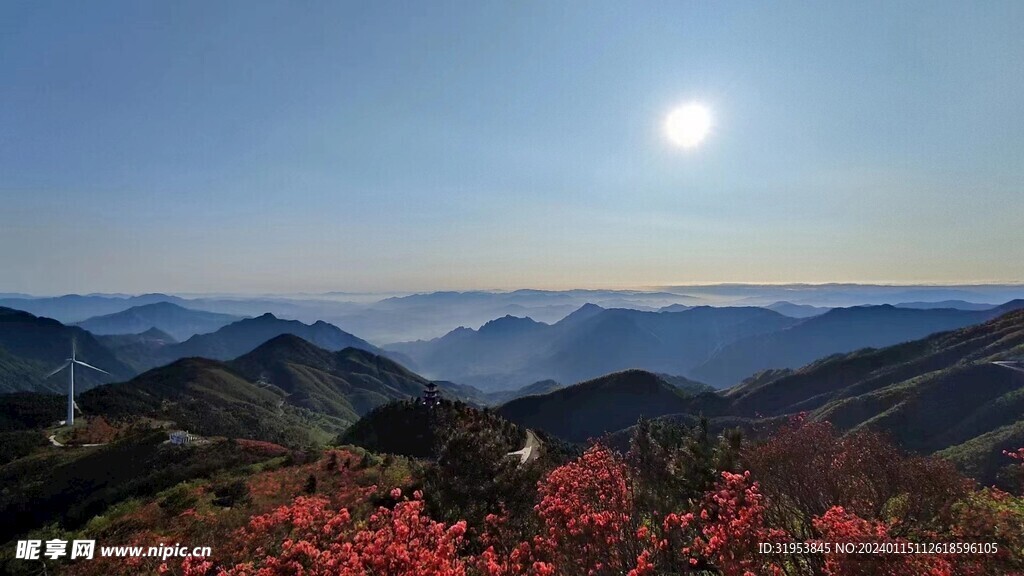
[664,103,712,149]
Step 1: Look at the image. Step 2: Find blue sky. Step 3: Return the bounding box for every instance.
[2,1,1022,294]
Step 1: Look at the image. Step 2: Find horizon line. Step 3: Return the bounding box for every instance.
[5,280,1024,300]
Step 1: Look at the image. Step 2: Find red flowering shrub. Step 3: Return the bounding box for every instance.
[661,470,789,576]
[812,506,957,576]
[182,489,470,576]
[1002,447,1024,493]
[475,542,556,576]
[333,489,469,576]
[56,422,1024,576]
[532,444,638,574]
[234,439,289,458]
[66,415,120,444]
[745,415,970,538]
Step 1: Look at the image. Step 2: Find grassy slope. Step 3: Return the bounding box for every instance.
[79,358,346,446]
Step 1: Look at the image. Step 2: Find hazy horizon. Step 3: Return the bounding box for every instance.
[3,1,1023,294]
[6,281,1024,301]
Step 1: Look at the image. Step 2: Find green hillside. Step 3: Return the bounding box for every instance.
[79,358,343,446]
[0,307,135,392]
[731,310,1024,484]
[228,335,437,422]
[0,430,292,547]
[728,308,1024,417]
[497,370,700,443]
[73,336,469,446]
[0,346,46,394]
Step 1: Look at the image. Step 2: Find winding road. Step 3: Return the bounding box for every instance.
[993,361,1024,374]
[48,434,106,448]
[506,429,542,465]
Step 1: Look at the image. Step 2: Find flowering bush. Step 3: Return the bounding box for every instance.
[234,439,289,457]
[532,444,636,574]
[211,489,469,576]
[60,425,1024,576]
[661,470,789,575]
[812,506,956,576]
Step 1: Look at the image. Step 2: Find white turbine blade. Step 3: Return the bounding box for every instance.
[45,362,70,378]
[73,360,110,375]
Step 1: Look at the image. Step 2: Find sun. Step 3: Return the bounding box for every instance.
[664,103,712,149]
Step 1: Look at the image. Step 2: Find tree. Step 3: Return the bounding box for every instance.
[627,416,742,517]
[212,478,251,508]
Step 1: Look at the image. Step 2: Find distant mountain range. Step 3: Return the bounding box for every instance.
[135,313,387,371]
[0,307,396,392]
[4,296,1024,401]
[76,302,243,341]
[764,301,831,318]
[893,300,997,311]
[496,307,1024,484]
[390,301,1024,390]
[3,286,1023,344]
[660,283,1024,308]
[389,305,798,390]
[0,293,191,323]
[691,300,1024,387]
[484,379,563,404]
[5,298,1024,485]
[0,290,704,343]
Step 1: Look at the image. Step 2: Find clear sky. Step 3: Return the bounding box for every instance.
[2,1,1022,294]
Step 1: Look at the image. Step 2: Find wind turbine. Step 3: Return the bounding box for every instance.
[45,340,109,427]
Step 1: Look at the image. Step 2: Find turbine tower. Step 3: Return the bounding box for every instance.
[45,341,109,427]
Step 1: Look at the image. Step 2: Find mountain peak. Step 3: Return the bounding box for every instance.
[254,332,314,350]
[231,333,333,367]
[478,315,541,334]
[993,299,1024,314]
[497,369,694,443]
[137,327,176,341]
[557,303,605,324]
[133,292,173,299]
[135,301,185,311]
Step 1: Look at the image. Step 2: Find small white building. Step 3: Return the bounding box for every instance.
[169,430,198,445]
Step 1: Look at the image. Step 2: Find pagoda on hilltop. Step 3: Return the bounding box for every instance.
[422,382,440,407]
